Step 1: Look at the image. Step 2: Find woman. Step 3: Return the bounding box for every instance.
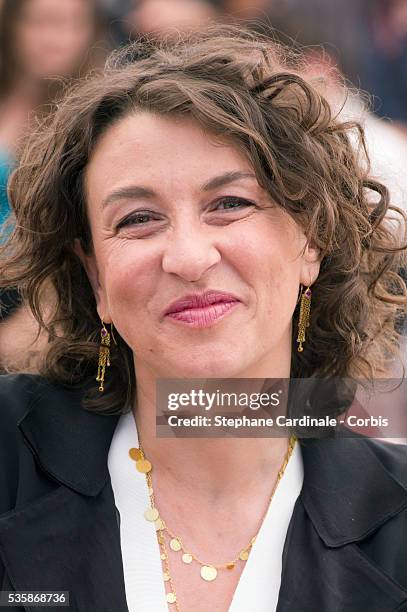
[0,24,406,611]
[0,0,105,367]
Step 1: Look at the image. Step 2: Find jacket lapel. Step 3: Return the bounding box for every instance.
[0,382,128,612]
[277,436,407,611]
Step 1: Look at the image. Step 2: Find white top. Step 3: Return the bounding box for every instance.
[107,411,304,612]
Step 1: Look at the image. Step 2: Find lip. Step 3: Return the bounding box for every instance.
[163,291,241,328]
[164,291,241,315]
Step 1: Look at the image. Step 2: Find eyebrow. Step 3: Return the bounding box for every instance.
[101,171,257,208]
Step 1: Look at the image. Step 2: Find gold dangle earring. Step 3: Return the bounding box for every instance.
[296,284,312,352]
[96,320,111,392]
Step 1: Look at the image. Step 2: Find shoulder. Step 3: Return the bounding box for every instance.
[0,373,51,427]
[0,373,49,425]
[0,374,51,514]
[0,373,86,455]
[299,433,407,542]
[0,374,52,469]
[310,431,407,486]
[361,436,407,488]
[0,374,97,513]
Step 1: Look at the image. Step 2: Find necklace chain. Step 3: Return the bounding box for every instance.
[129,436,297,610]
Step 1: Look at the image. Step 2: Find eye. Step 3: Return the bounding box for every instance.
[116,211,159,230]
[214,196,256,211]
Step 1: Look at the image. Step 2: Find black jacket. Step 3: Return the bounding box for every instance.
[0,373,407,612]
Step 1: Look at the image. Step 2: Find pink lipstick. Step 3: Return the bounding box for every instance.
[164,291,241,328]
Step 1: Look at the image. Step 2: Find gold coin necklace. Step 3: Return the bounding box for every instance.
[128,436,297,609]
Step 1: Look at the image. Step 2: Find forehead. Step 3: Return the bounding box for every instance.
[84,112,255,204]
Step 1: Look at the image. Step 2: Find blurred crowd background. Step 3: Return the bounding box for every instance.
[0,0,406,376]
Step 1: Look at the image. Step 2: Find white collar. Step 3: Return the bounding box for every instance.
[108,410,304,612]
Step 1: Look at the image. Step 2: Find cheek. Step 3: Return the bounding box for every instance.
[235,218,302,282]
[236,218,303,317]
[102,245,157,327]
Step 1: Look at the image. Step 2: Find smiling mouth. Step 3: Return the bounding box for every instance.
[165,300,240,328]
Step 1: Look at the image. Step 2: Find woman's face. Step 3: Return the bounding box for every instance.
[81,112,321,378]
[15,0,95,80]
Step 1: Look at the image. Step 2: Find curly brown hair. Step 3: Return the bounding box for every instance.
[1,23,406,415]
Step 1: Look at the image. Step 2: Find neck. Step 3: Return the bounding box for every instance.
[132,352,292,501]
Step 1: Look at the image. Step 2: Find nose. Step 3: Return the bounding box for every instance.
[162,225,221,282]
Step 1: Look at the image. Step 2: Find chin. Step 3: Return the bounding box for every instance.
[171,355,245,379]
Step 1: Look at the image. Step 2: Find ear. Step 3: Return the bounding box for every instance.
[300,238,322,287]
[73,239,111,323]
